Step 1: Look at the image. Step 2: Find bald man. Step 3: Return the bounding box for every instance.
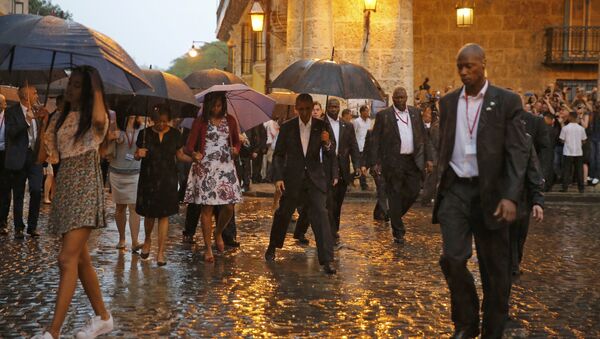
[369,86,433,244]
[433,43,528,338]
[3,86,48,239]
[0,94,8,235]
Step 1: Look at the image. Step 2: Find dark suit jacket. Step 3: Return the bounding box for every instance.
[518,136,544,219]
[369,105,433,173]
[247,123,267,154]
[522,111,550,166]
[272,117,337,195]
[5,104,42,170]
[432,84,529,229]
[325,117,361,183]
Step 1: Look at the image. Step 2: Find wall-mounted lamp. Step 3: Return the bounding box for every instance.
[250,1,265,32]
[363,0,377,52]
[456,2,474,27]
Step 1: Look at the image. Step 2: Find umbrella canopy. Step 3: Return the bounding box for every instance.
[0,69,67,87]
[0,14,150,93]
[271,58,385,101]
[195,84,275,132]
[184,68,246,93]
[107,69,200,117]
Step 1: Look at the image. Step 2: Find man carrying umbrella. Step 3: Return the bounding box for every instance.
[369,86,433,244]
[264,93,338,275]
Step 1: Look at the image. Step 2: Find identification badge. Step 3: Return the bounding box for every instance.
[125,153,135,161]
[465,140,476,155]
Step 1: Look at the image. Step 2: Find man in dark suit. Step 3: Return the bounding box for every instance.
[4,86,47,239]
[433,44,528,338]
[247,124,267,183]
[265,93,338,274]
[370,86,433,244]
[293,98,360,244]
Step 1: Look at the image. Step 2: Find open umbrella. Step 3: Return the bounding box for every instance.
[270,58,385,101]
[107,69,200,117]
[0,69,67,87]
[184,68,246,93]
[195,84,275,132]
[0,14,151,97]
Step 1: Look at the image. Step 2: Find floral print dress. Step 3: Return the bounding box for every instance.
[184,118,242,205]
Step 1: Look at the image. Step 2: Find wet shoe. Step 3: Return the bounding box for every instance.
[451,326,479,339]
[140,252,150,260]
[182,235,196,244]
[31,331,54,339]
[323,262,337,275]
[294,236,309,245]
[131,244,143,253]
[157,261,167,267]
[264,247,276,261]
[15,230,25,239]
[75,313,114,338]
[592,178,599,185]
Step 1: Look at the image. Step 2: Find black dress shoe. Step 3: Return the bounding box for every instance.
[182,235,196,244]
[323,262,337,275]
[264,247,276,261]
[27,230,41,238]
[451,327,480,339]
[224,240,241,248]
[157,261,167,267]
[15,230,25,239]
[294,236,309,245]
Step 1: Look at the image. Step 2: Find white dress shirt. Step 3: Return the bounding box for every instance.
[327,115,341,154]
[394,106,414,154]
[450,80,489,178]
[299,117,312,156]
[560,123,587,156]
[20,103,37,149]
[353,117,371,152]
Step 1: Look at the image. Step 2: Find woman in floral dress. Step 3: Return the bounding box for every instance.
[184,92,242,262]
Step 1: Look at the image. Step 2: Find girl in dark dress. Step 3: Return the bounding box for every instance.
[135,106,191,266]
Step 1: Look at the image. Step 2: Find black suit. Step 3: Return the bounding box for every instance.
[294,116,360,240]
[370,105,432,240]
[247,124,267,182]
[268,117,337,265]
[433,84,528,337]
[2,104,43,233]
[522,112,551,181]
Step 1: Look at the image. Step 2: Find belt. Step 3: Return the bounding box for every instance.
[449,168,478,184]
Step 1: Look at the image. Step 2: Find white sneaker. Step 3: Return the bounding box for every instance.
[31,332,54,339]
[75,314,114,338]
[592,178,599,185]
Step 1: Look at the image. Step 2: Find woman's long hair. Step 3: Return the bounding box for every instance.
[56,66,107,140]
[201,91,227,123]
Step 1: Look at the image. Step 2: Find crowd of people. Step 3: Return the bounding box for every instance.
[0,42,598,338]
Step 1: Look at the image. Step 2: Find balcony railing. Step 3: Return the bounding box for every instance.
[544,26,600,64]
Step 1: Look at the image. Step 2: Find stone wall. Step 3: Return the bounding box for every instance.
[413,0,598,94]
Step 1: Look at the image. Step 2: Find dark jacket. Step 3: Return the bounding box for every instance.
[272,117,337,195]
[522,111,551,166]
[369,105,433,173]
[518,136,544,219]
[185,114,241,156]
[246,123,267,154]
[325,116,361,183]
[5,103,42,170]
[432,84,529,229]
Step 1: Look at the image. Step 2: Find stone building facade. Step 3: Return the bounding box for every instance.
[217,0,599,101]
[0,0,28,15]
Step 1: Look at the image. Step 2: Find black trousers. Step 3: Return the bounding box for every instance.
[5,150,43,231]
[328,178,348,238]
[438,180,510,338]
[177,162,192,202]
[183,203,237,243]
[239,156,251,189]
[293,204,310,239]
[0,150,9,228]
[372,172,388,219]
[562,155,584,190]
[269,177,334,265]
[420,165,437,203]
[510,214,530,274]
[384,156,421,239]
[251,153,264,182]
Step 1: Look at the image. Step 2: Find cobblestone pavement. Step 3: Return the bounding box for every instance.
[1,196,599,337]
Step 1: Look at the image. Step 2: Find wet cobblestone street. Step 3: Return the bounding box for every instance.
[1,197,599,337]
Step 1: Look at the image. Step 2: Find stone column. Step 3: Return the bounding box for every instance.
[302,0,333,59]
[286,0,304,63]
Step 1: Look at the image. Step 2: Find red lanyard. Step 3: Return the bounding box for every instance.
[465,95,483,139]
[125,130,135,148]
[395,110,409,125]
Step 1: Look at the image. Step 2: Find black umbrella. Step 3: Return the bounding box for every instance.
[183,68,246,93]
[0,14,151,98]
[107,69,200,118]
[270,58,385,101]
[0,69,67,87]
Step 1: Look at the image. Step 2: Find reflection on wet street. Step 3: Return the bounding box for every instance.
[1,198,599,337]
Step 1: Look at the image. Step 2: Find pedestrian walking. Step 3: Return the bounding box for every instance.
[136,105,191,266]
[183,91,243,263]
[34,67,114,339]
[560,111,587,192]
[433,43,528,338]
[108,114,142,251]
[353,105,372,190]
